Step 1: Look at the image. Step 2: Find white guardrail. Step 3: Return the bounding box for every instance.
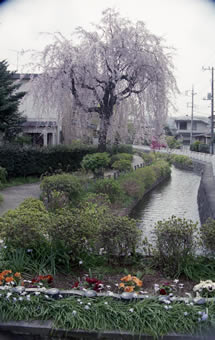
[133,145,215,177]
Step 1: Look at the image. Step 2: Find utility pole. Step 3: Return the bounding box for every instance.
[203,66,214,154]
[185,86,197,145]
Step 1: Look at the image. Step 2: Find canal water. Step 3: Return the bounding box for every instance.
[130,166,201,243]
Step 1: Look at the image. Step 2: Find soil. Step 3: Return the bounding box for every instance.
[51,270,195,296]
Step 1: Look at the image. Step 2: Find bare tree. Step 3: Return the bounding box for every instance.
[30,8,177,151]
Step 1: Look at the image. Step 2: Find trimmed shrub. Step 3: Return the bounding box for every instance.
[112,159,132,172]
[81,152,110,177]
[0,144,97,178]
[153,216,198,276]
[91,178,123,203]
[107,144,133,155]
[171,155,192,168]
[199,143,210,154]
[200,218,215,254]
[48,203,106,259]
[41,173,84,207]
[19,198,47,212]
[140,152,156,165]
[0,199,50,250]
[98,215,141,260]
[0,166,7,185]
[190,140,201,152]
[110,153,133,165]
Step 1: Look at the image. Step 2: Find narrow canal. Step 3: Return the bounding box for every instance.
[130,166,201,243]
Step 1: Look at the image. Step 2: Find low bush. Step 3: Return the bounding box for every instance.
[200,218,215,254]
[98,215,141,261]
[81,152,110,177]
[199,143,210,154]
[48,204,103,261]
[190,141,201,152]
[171,155,193,168]
[112,159,132,172]
[0,166,7,186]
[152,216,198,276]
[0,144,97,178]
[0,199,50,250]
[91,178,123,203]
[41,173,84,207]
[107,144,133,155]
[110,153,133,165]
[140,152,156,165]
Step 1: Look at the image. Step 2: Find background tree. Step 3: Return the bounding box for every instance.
[30,8,177,151]
[0,60,26,142]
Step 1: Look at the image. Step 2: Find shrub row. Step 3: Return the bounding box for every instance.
[0,198,140,268]
[0,144,133,178]
[0,145,98,178]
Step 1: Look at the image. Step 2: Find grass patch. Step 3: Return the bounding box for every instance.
[1,176,40,189]
[0,293,212,338]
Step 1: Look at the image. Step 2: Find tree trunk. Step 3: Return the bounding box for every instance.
[98,114,110,152]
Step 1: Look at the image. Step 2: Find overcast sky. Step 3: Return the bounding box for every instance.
[0,0,215,117]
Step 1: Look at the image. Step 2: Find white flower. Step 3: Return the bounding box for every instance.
[87,302,91,306]
[21,292,27,296]
[77,299,81,302]
[84,305,90,310]
[38,283,43,286]
[164,300,171,304]
[79,260,83,265]
[6,293,12,298]
[107,291,113,296]
[201,312,208,321]
[13,297,17,302]
[104,302,108,305]
[72,310,77,316]
[44,295,49,299]
[19,297,23,301]
[184,312,189,316]
[106,285,111,289]
[3,246,7,249]
[115,284,118,287]
[133,293,138,298]
[35,292,40,296]
[164,305,169,310]
[174,279,179,284]
[99,248,104,255]
[41,287,46,291]
[140,291,148,294]
[178,284,184,289]
[27,249,33,253]
[129,308,134,313]
[189,302,194,306]
[26,295,31,300]
[193,280,215,293]
[59,294,63,298]
[79,301,83,305]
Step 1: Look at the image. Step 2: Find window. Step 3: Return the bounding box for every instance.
[179,121,187,130]
[192,122,197,131]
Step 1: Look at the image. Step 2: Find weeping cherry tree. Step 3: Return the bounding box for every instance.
[31,8,177,151]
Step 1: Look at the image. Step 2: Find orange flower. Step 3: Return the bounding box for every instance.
[132,276,143,287]
[124,286,134,293]
[0,275,4,281]
[2,270,12,276]
[5,277,14,283]
[121,275,132,282]
[14,272,21,278]
[0,281,3,285]
[119,283,125,289]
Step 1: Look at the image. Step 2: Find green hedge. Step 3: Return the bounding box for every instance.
[0,145,97,178]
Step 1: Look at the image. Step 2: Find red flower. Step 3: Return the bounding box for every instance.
[93,281,103,292]
[159,288,167,295]
[86,277,99,284]
[72,281,79,288]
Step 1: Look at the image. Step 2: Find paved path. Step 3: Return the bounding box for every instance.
[0,154,144,216]
[0,183,41,216]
